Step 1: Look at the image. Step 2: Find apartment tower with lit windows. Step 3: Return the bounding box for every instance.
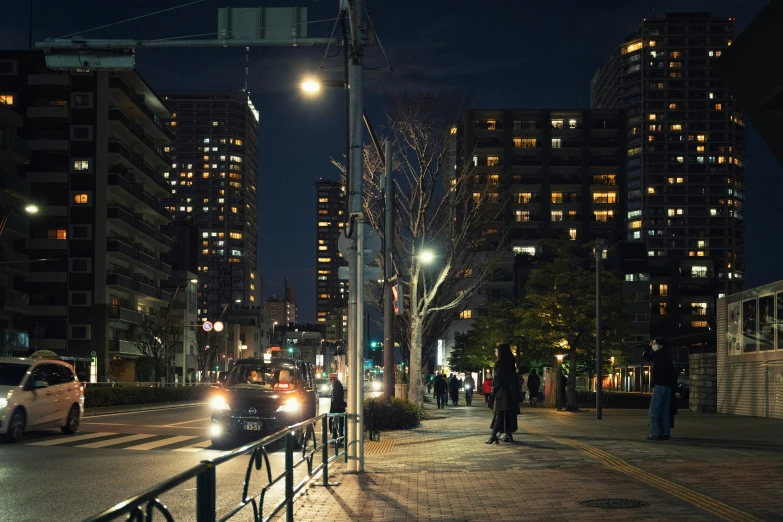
[591,13,744,348]
[163,93,261,321]
[314,180,347,337]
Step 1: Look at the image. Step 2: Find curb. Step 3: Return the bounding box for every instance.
[84,401,206,417]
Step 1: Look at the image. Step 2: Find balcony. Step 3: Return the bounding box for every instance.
[108,140,169,194]
[108,75,173,141]
[0,329,29,350]
[109,305,143,324]
[0,170,30,199]
[108,168,166,217]
[3,210,29,238]
[107,238,172,277]
[106,272,171,302]
[107,204,172,249]
[109,107,172,166]
[109,339,142,355]
[0,129,31,164]
[0,247,29,276]
[1,287,28,313]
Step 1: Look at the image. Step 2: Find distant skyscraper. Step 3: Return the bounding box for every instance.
[315,180,347,327]
[592,13,744,347]
[163,93,260,320]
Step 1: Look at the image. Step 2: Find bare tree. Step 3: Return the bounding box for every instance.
[133,307,184,383]
[194,327,221,382]
[340,86,506,404]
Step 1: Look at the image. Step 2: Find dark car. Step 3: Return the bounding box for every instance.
[316,378,333,397]
[209,358,318,449]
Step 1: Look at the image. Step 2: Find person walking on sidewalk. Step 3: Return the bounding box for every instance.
[464,373,475,406]
[434,373,448,409]
[483,373,493,405]
[328,373,346,441]
[486,343,520,444]
[643,338,678,441]
[449,373,461,406]
[527,369,541,407]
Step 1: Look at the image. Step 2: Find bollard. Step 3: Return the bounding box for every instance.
[285,431,294,522]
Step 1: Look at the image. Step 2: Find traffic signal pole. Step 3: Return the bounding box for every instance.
[383,140,395,401]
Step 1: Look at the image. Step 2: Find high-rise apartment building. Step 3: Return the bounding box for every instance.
[315,180,346,327]
[163,93,261,321]
[264,280,297,329]
[0,51,174,379]
[592,13,744,347]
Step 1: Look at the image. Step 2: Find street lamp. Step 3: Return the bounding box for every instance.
[0,203,39,238]
[24,204,38,214]
[418,249,435,265]
[555,354,565,410]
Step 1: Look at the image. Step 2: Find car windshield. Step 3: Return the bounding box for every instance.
[0,363,31,386]
[227,363,296,389]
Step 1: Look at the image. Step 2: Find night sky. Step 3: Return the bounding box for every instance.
[1,0,777,322]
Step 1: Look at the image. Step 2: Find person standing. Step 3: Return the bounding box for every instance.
[527,369,541,407]
[434,373,448,409]
[427,377,432,395]
[449,373,461,406]
[558,372,568,411]
[464,373,476,406]
[328,373,346,441]
[483,373,493,405]
[643,339,677,441]
[486,344,520,444]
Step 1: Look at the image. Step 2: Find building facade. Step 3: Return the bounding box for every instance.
[0,51,174,380]
[264,282,297,332]
[163,93,261,322]
[315,179,346,329]
[591,13,744,349]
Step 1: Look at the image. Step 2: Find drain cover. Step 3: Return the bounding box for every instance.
[580,499,650,509]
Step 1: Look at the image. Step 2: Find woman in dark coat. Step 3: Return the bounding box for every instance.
[486,343,520,444]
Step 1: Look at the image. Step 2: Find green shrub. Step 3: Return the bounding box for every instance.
[85,385,212,408]
[363,397,422,431]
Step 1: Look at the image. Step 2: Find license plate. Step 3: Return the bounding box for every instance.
[244,421,261,431]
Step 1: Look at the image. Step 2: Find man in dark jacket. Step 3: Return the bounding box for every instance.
[434,373,448,409]
[527,369,541,407]
[329,373,346,440]
[642,339,677,441]
[449,374,461,406]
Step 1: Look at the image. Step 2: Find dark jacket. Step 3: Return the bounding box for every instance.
[449,376,461,394]
[329,380,346,413]
[492,361,520,414]
[527,372,541,394]
[642,347,677,389]
[434,376,448,395]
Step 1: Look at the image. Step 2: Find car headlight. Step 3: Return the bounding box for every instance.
[372,382,381,391]
[210,395,229,411]
[276,397,300,413]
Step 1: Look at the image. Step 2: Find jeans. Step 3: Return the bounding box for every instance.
[649,385,672,438]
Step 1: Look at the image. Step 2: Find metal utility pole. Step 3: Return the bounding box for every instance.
[345,0,366,473]
[383,140,394,401]
[595,238,605,420]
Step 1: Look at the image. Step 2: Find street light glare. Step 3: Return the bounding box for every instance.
[190,279,198,284]
[24,204,38,214]
[419,250,435,264]
[301,78,321,94]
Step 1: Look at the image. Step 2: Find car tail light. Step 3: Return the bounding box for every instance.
[275,382,291,391]
[79,384,84,394]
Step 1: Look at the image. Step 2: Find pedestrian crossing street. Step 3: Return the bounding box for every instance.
[24,432,217,453]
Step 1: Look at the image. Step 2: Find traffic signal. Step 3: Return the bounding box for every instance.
[370,341,378,349]
[392,282,403,316]
[287,347,294,354]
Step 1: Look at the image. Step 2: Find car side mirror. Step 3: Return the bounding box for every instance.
[33,380,48,389]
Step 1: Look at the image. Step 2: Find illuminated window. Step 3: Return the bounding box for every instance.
[648,40,656,47]
[630,220,642,229]
[592,192,617,204]
[230,232,242,239]
[488,174,500,185]
[659,284,668,296]
[551,119,564,129]
[670,124,682,131]
[73,160,90,171]
[487,156,499,166]
[48,229,67,240]
[693,302,707,316]
[668,103,677,110]
[670,51,681,58]
[73,193,89,204]
[593,210,615,222]
[647,187,655,194]
[459,309,473,319]
[235,139,243,146]
[318,222,330,227]
[318,245,328,251]
[623,42,643,54]
[718,156,726,164]
[551,138,562,148]
[628,147,641,156]
[551,211,563,222]
[515,210,530,222]
[486,120,496,130]
[568,229,577,240]
[472,192,481,203]
[517,193,533,204]
[669,61,681,68]
[592,174,616,185]
[515,138,536,148]
[318,197,328,203]
[0,94,14,105]
[696,134,706,142]
[691,320,708,328]
[551,192,563,204]
[317,257,331,263]
[669,71,681,78]
[648,114,657,121]
[714,103,722,111]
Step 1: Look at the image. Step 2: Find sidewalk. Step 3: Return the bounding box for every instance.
[282,400,783,521]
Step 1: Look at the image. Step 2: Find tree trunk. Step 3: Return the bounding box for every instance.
[568,348,578,410]
[408,315,423,405]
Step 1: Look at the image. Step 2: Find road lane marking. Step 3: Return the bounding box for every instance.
[76,433,156,448]
[173,440,212,452]
[81,422,208,431]
[125,435,198,451]
[27,432,116,446]
[164,417,210,426]
[85,405,205,418]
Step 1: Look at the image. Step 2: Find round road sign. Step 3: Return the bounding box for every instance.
[202,321,213,332]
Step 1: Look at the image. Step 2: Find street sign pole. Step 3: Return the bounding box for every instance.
[383,140,394,400]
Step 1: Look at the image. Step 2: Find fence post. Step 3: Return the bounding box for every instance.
[322,416,329,486]
[285,431,294,522]
[196,464,216,522]
[343,413,348,463]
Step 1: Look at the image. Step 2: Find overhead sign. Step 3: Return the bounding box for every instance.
[202,321,213,332]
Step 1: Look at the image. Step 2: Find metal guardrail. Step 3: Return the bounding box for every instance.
[83,413,348,522]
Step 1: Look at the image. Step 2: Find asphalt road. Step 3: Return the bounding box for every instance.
[0,397,335,522]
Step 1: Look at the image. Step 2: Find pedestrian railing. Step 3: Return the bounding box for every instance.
[83,413,348,522]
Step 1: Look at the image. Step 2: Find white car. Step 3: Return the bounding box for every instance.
[0,357,85,443]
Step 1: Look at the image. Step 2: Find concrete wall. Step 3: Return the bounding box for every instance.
[689,353,717,413]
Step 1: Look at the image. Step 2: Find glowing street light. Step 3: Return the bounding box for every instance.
[555,354,565,363]
[213,321,224,333]
[301,78,321,94]
[24,204,38,214]
[419,249,435,265]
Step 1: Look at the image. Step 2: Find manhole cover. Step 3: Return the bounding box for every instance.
[580,499,650,509]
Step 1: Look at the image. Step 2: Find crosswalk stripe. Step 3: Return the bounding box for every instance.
[173,439,212,452]
[76,433,155,448]
[126,436,198,451]
[27,432,116,446]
